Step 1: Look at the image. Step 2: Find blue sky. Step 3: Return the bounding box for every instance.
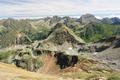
[0,0,120,18]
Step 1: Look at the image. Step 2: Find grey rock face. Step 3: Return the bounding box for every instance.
[102,18,113,24]
[111,17,120,24]
[79,14,100,24]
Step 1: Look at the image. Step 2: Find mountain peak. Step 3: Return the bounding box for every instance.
[79,14,100,24]
[47,23,85,45]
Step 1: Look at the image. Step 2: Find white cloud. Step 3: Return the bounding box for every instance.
[0,0,120,18]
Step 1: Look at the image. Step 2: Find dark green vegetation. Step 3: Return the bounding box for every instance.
[79,23,120,42]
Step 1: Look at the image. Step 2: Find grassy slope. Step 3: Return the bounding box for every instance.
[0,62,59,80]
[79,23,120,42]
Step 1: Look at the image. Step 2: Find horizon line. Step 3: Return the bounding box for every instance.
[1,14,120,20]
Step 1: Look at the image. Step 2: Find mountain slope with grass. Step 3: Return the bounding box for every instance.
[79,22,120,42]
[1,14,120,80]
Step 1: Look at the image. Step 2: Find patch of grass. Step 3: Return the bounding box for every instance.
[107,72,120,80]
[107,76,120,80]
[62,71,120,80]
[0,50,15,61]
[86,74,103,80]
[17,76,40,80]
[62,71,107,79]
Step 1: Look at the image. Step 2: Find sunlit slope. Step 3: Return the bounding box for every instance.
[0,62,59,80]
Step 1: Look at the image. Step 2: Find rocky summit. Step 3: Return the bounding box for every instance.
[79,14,100,24]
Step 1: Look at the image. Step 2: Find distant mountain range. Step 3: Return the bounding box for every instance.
[0,14,120,48]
